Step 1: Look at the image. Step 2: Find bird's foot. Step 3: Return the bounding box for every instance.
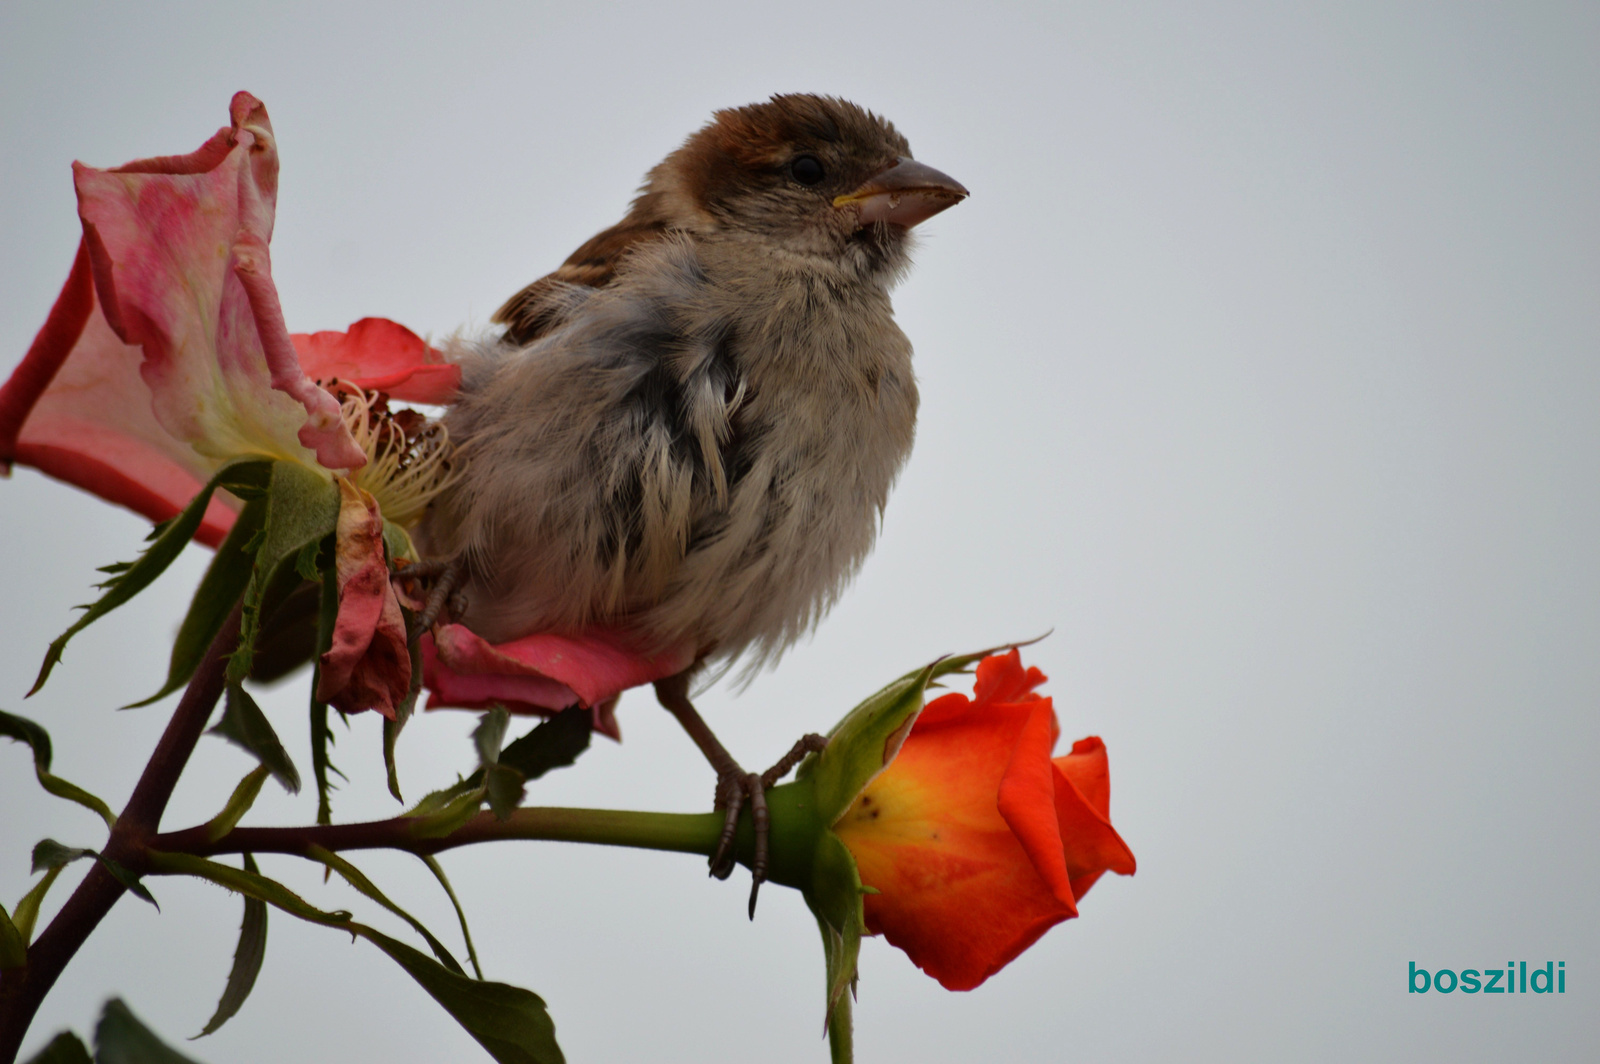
[707,733,829,916]
[393,555,468,637]
[655,672,828,917]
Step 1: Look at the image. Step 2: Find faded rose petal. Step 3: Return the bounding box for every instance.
[292,318,461,404]
[316,479,410,718]
[422,623,695,740]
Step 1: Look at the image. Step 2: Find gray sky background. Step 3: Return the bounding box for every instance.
[2,2,1596,1061]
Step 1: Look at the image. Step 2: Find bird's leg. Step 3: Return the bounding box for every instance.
[394,555,468,636]
[654,672,828,917]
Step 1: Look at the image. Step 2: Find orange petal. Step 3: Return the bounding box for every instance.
[1053,737,1137,901]
[836,697,1074,991]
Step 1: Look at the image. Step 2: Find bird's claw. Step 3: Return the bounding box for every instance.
[393,556,467,638]
[709,733,830,918]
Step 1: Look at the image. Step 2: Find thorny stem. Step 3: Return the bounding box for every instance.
[0,606,242,1064]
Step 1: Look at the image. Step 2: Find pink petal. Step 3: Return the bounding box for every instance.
[316,479,411,718]
[292,318,461,404]
[422,624,695,739]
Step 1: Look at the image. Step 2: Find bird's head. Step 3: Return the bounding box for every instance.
[640,94,968,279]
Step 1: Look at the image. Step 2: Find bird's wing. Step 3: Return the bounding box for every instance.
[493,216,670,345]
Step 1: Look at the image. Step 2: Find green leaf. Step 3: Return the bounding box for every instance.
[32,839,93,874]
[29,458,271,696]
[419,855,484,980]
[0,708,117,830]
[382,632,425,803]
[129,495,266,707]
[0,899,25,969]
[474,709,510,767]
[304,846,463,974]
[95,998,207,1064]
[193,854,267,1039]
[309,557,342,825]
[144,852,561,1064]
[11,865,65,941]
[406,785,487,839]
[143,851,353,930]
[358,926,564,1064]
[203,766,271,843]
[210,684,301,794]
[28,840,156,909]
[497,706,592,783]
[483,765,525,821]
[98,855,159,910]
[21,1031,92,1064]
[229,461,341,686]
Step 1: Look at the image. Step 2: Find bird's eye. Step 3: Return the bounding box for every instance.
[789,155,826,186]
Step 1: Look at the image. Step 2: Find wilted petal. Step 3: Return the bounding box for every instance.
[316,479,410,718]
[292,318,461,404]
[422,623,695,739]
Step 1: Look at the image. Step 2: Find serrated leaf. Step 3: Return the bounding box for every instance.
[210,685,301,794]
[29,458,271,696]
[129,496,266,708]
[192,854,267,1039]
[497,706,592,782]
[305,846,463,974]
[95,999,206,1064]
[1,708,116,829]
[229,461,341,686]
[309,559,342,825]
[203,766,271,843]
[21,1031,92,1064]
[143,851,353,930]
[0,900,25,968]
[358,926,564,1064]
[420,855,483,979]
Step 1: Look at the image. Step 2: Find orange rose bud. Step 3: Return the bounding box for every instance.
[833,650,1135,991]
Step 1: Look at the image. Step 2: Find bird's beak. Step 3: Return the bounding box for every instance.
[834,158,969,229]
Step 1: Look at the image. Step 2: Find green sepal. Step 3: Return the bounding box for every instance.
[800,648,1009,827]
[20,1030,92,1064]
[419,855,484,980]
[0,708,117,830]
[210,684,301,794]
[96,998,206,1063]
[0,900,25,969]
[382,519,418,564]
[193,854,267,1039]
[129,494,267,707]
[805,833,867,1035]
[203,766,271,843]
[29,458,272,696]
[145,852,563,1064]
[229,461,340,686]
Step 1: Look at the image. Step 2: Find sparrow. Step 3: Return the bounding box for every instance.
[414,94,967,909]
